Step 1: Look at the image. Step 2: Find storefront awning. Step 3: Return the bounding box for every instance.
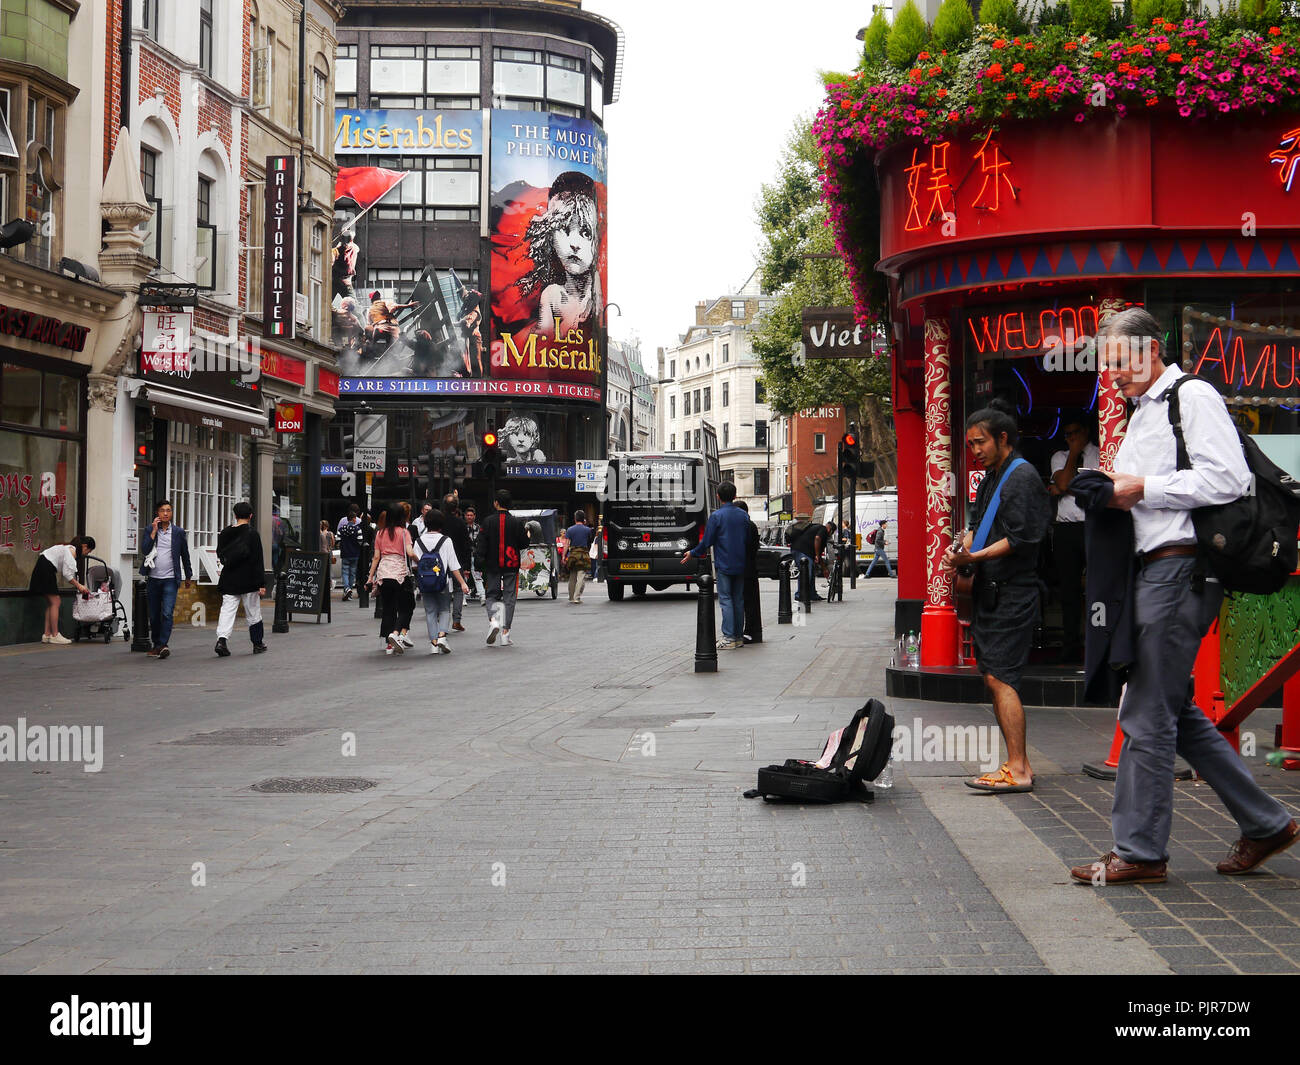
[145,385,268,437]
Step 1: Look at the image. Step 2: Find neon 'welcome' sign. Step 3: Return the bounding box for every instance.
[966,304,1101,354]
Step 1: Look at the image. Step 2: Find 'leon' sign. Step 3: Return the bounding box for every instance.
[800,307,878,358]
[263,156,298,341]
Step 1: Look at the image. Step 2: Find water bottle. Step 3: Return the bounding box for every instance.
[905,631,919,668]
[912,631,922,667]
[874,755,895,789]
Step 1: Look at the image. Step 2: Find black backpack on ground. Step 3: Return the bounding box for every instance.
[744,699,894,804]
[1166,375,1300,595]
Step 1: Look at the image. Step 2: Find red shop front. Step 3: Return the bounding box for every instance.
[869,113,1300,705]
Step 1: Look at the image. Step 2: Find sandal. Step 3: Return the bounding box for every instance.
[964,763,1034,793]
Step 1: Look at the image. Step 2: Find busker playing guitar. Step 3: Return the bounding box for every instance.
[942,398,1051,794]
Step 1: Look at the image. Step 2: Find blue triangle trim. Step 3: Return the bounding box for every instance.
[1218,244,1244,272]
[1246,243,1272,271]
[985,256,1005,282]
[1111,246,1136,274]
[1191,242,1216,271]
[1005,251,1028,280]
[1079,245,1108,275]
[1164,244,1191,273]
[1275,242,1299,272]
[1029,247,1053,279]
[1136,244,1163,273]
[1055,246,1081,276]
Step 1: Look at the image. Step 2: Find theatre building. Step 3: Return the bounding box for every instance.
[819,63,1300,709]
[328,0,620,519]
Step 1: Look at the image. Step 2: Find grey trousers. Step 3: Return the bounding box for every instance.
[483,570,518,631]
[1113,555,1292,863]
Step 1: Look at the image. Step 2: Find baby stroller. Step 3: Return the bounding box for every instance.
[72,556,130,644]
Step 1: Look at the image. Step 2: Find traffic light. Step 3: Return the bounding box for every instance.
[415,453,432,499]
[840,424,861,481]
[479,429,504,482]
[342,431,355,469]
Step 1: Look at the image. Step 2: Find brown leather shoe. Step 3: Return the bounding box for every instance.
[146,647,161,658]
[452,622,465,632]
[1217,819,1299,876]
[1070,851,1167,885]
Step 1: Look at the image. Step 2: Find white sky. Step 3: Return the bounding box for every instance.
[595,0,868,369]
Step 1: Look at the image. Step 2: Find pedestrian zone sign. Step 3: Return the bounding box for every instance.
[354,447,385,473]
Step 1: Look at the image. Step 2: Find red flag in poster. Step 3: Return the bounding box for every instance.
[334,167,407,210]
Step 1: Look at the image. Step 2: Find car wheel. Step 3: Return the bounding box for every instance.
[632,583,647,597]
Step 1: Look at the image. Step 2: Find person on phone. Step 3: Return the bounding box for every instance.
[29,535,95,644]
[942,398,1050,794]
[141,500,193,660]
[1048,417,1099,664]
[214,502,267,656]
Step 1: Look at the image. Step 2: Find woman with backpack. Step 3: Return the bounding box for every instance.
[365,504,422,655]
[413,509,471,655]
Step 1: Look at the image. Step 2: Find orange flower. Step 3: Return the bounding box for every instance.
[992,39,1006,49]
[1093,50,1104,58]
[916,109,928,118]
[918,51,932,60]
[1155,42,1170,52]
[1268,26,1282,35]
[1272,44,1285,56]
[1167,53,1183,63]
[1012,62,1025,73]
[841,99,852,109]
[1063,42,1078,51]
[910,68,926,83]
[1024,43,1035,51]
[930,65,943,75]
[937,87,948,98]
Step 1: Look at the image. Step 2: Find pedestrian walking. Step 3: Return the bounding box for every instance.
[413,509,471,655]
[365,504,421,655]
[591,514,604,582]
[564,509,594,603]
[1047,417,1098,664]
[29,535,95,644]
[271,506,284,572]
[463,505,482,601]
[865,518,895,578]
[214,502,267,656]
[943,398,1051,794]
[734,500,762,643]
[337,505,363,600]
[475,489,528,646]
[1069,308,1297,885]
[441,493,473,632]
[395,501,417,648]
[319,519,336,555]
[681,481,750,650]
[141,500,193,660]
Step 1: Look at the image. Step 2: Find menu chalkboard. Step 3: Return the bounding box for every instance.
[284,550,331,623]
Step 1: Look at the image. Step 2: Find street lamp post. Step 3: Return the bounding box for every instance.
[740,421,773,520]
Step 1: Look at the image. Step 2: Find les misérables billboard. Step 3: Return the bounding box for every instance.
[488,112,607,404]
[331,108,606,404]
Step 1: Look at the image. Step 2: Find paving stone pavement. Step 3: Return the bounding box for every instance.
[0,577,1295,974]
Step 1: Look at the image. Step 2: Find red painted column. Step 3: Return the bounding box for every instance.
[894,350,926,605]
[1096,297,1128,472]
[919,317,958,667]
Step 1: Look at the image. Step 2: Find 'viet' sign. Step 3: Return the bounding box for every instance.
[801,307,876,358]
[263,156,298,340]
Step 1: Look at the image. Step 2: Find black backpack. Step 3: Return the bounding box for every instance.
[745,699,894,804]
[1166,375,1300,595]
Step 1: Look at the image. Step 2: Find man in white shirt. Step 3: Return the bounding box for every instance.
[1070,308,1296,886]
[1048,419,1099,663]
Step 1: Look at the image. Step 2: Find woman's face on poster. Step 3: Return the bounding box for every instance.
[552,211,595,277]
[506,428,534,455]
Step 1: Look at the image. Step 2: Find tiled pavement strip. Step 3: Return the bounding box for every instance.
[0,580,1294,974]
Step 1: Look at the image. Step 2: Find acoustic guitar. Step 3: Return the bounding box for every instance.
[951,515,976,624]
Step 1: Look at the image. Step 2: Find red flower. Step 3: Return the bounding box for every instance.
[1093,50,1104,58]
[937,88,948,98]
[1006,92,1018,101]
[1272,45,1284,57]
[1167,53,1183,63]
[947,110,959,122]
[909,68,925,83]
[1155,42,1170,53]
[1145,97,1159,106]
[918,51,932,60]
[1063,42,1078,51]
[930,65,943,76]
[1012,62,1025,73]
[992,39,1006,49]
[1269,26,1282,35]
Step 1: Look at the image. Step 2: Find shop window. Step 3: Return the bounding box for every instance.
[167,423,239,551]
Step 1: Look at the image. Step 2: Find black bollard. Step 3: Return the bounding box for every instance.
[694,572,717,673]
[777,557,793,625]
[272,569,290,633]
[801,556,813,615]
[130,578,152,652]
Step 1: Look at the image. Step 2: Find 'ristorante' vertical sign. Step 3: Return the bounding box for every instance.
[263,156,298,340]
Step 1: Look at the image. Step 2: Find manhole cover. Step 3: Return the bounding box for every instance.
[251,777,377,794]
[166,728,325,746]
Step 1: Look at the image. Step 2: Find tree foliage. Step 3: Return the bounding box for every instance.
[978,0,1026,32]
[886,1,930,69]
[861,8,890,69]
[1069,0,1112,36]
[752,122,890,420]
[933,0,976,51]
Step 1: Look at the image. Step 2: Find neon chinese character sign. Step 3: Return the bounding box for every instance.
[1270,127,1300,192]
[904,142,955,232]
[970,131,1018,212]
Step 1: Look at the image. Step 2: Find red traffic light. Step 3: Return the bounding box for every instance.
[483,430,498,447]
[843,433,857,448]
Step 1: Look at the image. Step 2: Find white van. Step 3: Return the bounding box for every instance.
[813,490,898,575]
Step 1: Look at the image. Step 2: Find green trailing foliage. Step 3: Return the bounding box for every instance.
[932,0,976,50]
[886,0,930,69]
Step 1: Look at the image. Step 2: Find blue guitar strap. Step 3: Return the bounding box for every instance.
[971,457,1027,552]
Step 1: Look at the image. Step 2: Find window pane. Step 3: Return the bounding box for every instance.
[427,169,478,205]
[371,59,424,93]
[43,374,79,433]
[336,58,357,94]
[547,67,585,107]
[427,59,479,94]
[0,435,80,589]
[494,61,544,98]
[1,363,40,426]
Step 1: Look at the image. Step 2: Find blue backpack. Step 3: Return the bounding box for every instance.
[416,533,450,595]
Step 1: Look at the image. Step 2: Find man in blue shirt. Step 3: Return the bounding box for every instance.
[680,481,750,650]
